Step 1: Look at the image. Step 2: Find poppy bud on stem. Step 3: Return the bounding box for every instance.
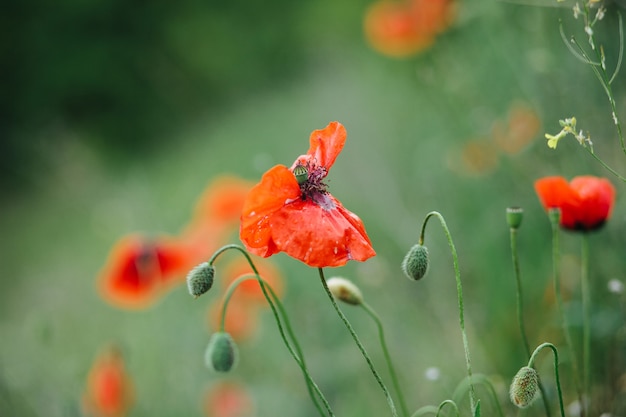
[186,262,215,298]
[410,211,478,414]
[202,244,334,417]
[205,331,238,373]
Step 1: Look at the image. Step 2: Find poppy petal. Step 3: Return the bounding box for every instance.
[305,121,347,172]
[269,197,376,268]
[240,165,301,257]
[570,176,616,229]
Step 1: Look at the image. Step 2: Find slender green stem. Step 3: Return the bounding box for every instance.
[509,226,552,417]
[451,374,504,417]
[585,147,626,183]
[318,267,398,417]
[410,405,439,417]
[419,211,477,413]
[510,227,531,357]
[548,211,585,417]
[528,343,566,417]
[436,400,460,417]
[210,244,333,417]
[581,234,591,416]
[361,302,409,417]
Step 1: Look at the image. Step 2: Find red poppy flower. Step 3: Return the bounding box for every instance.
[534,175,616,231]
[97,234,197,309]
[203,382,254,417]
[239,122,376,268]
[82,345,134,417]
[364,0,455,58]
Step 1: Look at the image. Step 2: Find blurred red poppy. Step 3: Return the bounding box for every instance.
[221,256,284,303]
[97,234,196,309]
[203,381,254,417]
[239,121,376,268]
[364,0,455,57]
[82,345,134,417]
[208,298,259,342]
[534,176,616,231]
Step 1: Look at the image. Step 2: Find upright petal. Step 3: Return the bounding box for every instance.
[571,176,616,230]
[305,122,347,172]
[240,165,301,257]
[534,176,580,228]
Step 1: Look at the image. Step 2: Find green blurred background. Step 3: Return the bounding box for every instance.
[2,0,626,415]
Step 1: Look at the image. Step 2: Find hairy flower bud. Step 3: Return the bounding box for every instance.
[402,244,429,281]
[327,277,364,305]
[510,366,539,408]
[187,262,215,298]
[205,332,238,373]
[506,207,523,229]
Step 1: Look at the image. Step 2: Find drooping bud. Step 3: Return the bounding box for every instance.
[402,244,429,281]
[506,207,524,229]
[186,262,215,298]
[293,164,308,185]
[327,277,364,305]
[205,332,238,373]
[509,366,539,408]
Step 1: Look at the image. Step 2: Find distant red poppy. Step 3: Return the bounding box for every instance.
[82,345,134,417]
[98,234,196,309]
[180,176,254,256]
[364,0,455,57]
[221,256,284,303]
[189,176,254,227]
[208,298,259,342]
[239,122,376,268]
[203,381,254,417]
[534,176,616,231]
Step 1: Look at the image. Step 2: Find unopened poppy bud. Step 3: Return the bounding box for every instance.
[205,332,238,373]
[293,164,308,185]
[510,366,539,408]
[506,207,523,229]
[186,262,215,298]
[327,277,363,305]
[402,244,429,281]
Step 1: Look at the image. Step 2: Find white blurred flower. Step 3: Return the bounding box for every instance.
[567,400,582,417]
[608,279,624,295]
[424,367,441,381]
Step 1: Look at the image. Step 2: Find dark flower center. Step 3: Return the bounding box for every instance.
[293,163,335,210]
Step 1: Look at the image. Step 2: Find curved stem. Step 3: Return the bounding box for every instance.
[436,400,460,417]
[585,148,626,183]
[211,244,333,417]
[318,267,398,417]
[410,405,439,417]
[528,343,566,417]
[362,302,410,417]
[509,226,552,417]
[581,234,591,416]
[548,211,585,417]
[451,374,504,417]
[419,211,477,412]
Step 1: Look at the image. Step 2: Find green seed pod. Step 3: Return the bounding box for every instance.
[293,164,308,185]
[186,262,215,298]
[327,277,364,306]
[509,366,539,408]
[506,207,524,229]
[205,332,238,373]
[402,244,429,281]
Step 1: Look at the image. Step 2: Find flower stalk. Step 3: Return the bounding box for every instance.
[318,267,398,417]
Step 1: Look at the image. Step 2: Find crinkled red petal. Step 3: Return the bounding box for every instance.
[269,196,376,268]
[239,165,301,257]
[305,121,347,172]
